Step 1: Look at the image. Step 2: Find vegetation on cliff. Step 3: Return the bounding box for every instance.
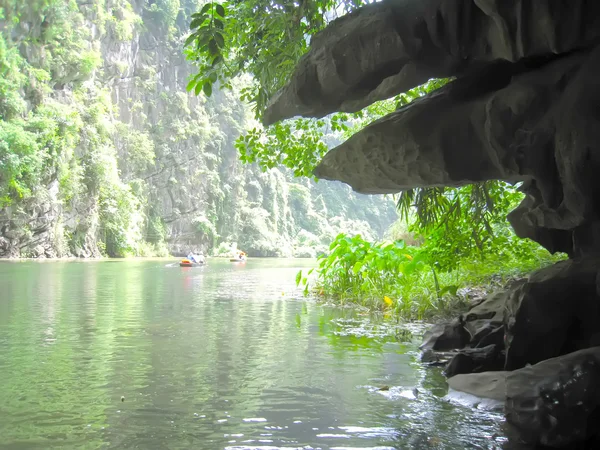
[0,0,396,258]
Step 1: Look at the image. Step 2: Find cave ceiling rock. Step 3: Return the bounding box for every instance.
[311,46,600,254]
[263,0,600,126]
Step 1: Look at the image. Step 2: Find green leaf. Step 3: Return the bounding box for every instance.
[194,81,203,95]
[208,39,219,55]
[438,285,459,297]
[184,33,198,47]
[214,32,224,48]
[202,81,212,96]
[190,18,203,29]
[214,18,224,29]
[186,79,197,92]
[211,55,222,67]
[200,3,211,14]
[197,31,211,48]
[296,270,302,286]
[215,4,225,17]
[352,261,363,275]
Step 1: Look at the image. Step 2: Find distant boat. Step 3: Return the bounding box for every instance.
[179,258,206,267]
[230,253,247,263]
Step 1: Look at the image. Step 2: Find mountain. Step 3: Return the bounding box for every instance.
[0,0,397,258]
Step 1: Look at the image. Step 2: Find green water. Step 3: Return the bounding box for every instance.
[0,258,504,449]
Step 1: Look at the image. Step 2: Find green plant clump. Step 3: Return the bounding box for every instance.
[298,180,565,320]
[300,230,564,321]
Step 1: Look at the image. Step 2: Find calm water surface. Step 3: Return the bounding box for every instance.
[0,258,504,449]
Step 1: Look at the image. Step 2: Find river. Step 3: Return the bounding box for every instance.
[0,258,505,449]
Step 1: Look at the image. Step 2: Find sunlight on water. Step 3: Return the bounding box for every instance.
[0,258,505,449]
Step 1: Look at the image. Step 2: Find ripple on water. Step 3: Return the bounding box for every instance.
[0,259,507,449]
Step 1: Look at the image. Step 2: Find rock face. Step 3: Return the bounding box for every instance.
[419,317,470,351]
[313,45,600,257]
[0,0,398,259]
[444,344,504,378]
[504,258,600,370]
[264,0,600,125]
[505,348,600,448]
[448,347,600,448]
[264,0,600,446]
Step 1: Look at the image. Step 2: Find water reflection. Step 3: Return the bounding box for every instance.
[0,259,505,449]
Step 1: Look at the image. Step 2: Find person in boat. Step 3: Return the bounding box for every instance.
[195,252,206,264]
[187,251,205,264]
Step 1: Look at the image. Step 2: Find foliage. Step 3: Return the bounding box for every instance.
[300,232,565,320]
[1,0,397,259]
[400,182,526,273]
[0,121,41,204]
[237,119,328,178]
[185,0,368,114]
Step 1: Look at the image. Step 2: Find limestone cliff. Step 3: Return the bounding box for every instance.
[0,0,397,258]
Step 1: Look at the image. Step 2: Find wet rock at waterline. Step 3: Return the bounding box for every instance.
[447,370,506,403]
[505,347,600,448]
[419,317,470,352]
[420,349,456,367]
[504,258,600,370]
[444,344,504,378]
[263,0,600,125]
[423,260,600,372]
[449,348,600,448]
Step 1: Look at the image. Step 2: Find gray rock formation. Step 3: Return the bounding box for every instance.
[314,46,600,256]
[444,344,504,378]
[448,347,600,448]
[419,317,470,351]
[504,258,600,370]
[264,0,600,125]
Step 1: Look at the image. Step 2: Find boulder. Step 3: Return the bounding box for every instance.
[464,288,515,346]
[471,324,504,350]
[419,317,470,351]
[505,347,600,448]
[448,348,600,447]
[444,344,504,378]
[504,258,600,370]
[447,370,507,402]
[264,0,600,125]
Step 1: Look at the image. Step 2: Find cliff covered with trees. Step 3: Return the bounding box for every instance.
[0,0,397,258]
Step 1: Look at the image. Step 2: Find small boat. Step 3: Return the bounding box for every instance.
[179,258,206,267]
[230,251,247,263]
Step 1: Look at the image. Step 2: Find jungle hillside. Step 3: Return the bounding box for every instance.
[0,0,397,259]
